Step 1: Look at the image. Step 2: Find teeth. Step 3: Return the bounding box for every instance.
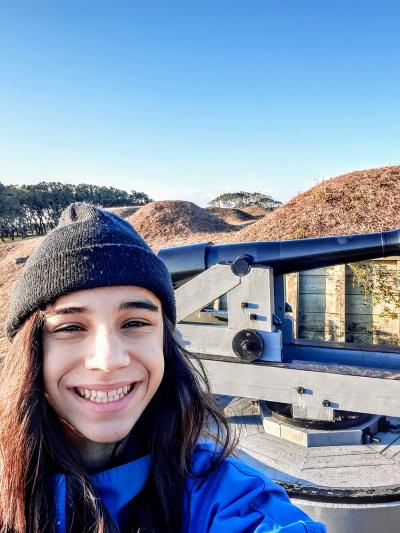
[76,385,134,403]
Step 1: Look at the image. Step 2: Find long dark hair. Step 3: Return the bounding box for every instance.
[0,310,236,532]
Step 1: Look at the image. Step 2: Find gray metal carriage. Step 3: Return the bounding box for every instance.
[159,229,400,533]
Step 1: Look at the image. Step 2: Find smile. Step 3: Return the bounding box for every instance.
[74,384,134,403]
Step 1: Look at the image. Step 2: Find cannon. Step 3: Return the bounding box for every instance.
[159,228,400,281]
[159,228,400,533]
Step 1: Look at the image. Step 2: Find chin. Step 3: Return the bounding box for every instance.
[79,424,133,444]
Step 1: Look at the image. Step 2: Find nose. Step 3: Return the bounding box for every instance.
[85,325,130,372]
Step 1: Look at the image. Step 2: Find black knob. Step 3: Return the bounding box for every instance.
[232,329,264,362]
[231,254,253,276]
[241,340,253,351]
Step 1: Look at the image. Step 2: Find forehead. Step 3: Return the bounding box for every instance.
[51,285,161,309]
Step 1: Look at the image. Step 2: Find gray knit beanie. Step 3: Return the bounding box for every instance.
[6,202,176,339]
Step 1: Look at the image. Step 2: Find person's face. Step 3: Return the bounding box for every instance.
[42,285,164,444]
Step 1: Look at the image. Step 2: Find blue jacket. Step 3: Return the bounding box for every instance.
[53,443,326,532]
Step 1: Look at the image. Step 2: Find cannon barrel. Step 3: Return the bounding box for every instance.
[158,228,400,283]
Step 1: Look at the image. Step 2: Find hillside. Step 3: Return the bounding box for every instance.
[127,200,238,248]
[205,207,255,225]
[0,238,42,353]
[236,165,400,242]
[239,206,271,218]
[104,206,142,218]
[2,165,400,353]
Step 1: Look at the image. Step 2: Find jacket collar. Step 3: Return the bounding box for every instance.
[53,454,151,533]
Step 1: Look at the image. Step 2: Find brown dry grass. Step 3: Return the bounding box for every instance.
[127,201,238,248]
[0,237,43,354]
[239,206,271,218]
[2,165,400,352]
[104,206,142,218]
[205,207,255,225]
[235,165,400,242]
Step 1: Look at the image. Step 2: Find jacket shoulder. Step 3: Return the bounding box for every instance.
[183,443,326,533]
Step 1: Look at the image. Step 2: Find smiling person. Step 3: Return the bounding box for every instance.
[0,203,325,533]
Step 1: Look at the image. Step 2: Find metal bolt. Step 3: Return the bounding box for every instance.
[296,386,305,395]
[241,302,249,309]
[250,313,258,320]
[322,400,330,407]
[272,314,282,327]
[285,302,293,313]
[241,341,252,352]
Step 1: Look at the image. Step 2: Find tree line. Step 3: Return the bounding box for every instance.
[208,191,281,209]
[0,181,151,240]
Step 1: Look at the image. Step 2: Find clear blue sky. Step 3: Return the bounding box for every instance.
[1,1,399,205]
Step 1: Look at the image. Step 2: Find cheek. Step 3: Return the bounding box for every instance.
[146,343,165,383]
[42,345,54,392]
[42,342,74,396]
[43,353,60,404]
[141,333,165,386]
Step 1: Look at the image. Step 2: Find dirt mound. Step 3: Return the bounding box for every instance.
[105,206,142,219]
[205,207,255,225]
[236,165,400,242]
[239,206,271,218]
[3,166,399,351]
[127,201,237,243]
[0,237,42,354]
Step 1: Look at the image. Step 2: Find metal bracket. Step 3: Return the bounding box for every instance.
[201,357,400,419]
[175,263,241,323]
[175,263,282,362]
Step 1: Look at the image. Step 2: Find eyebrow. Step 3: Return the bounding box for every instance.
[47,299,159,317]
[119,300,159,313]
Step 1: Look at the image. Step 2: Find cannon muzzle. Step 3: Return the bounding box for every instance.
[158,228,400,283]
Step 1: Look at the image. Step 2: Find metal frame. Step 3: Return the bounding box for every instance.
[174,260,400,419]
[175,263,282,362]
[201,356,400,419]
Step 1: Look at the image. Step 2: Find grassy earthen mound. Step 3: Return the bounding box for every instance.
[127,201,237,247]
[206,207,255,225]
[0,237,42,354]
[239,206,271,218]
[236,165,400,242]
[3,166,398,351]
[105,206,142,219]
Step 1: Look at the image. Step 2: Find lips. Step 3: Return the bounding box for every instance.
[74,383,134,403]
[68,380,142,415]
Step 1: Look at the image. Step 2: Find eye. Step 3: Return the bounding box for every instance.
[54,324,84,333]
[122,320,148,329]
